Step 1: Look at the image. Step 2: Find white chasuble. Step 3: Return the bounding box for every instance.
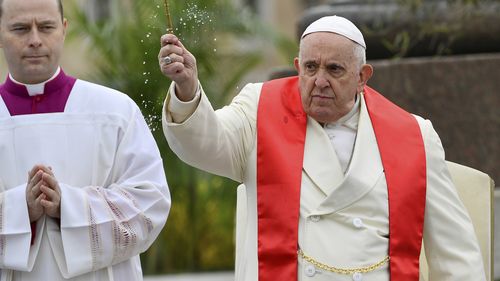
[164,82,485,281]
[0,80,170,281]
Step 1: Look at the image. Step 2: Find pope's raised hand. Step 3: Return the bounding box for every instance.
[159,34,198,101]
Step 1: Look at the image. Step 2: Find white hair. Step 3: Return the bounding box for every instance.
[353,43,366,70]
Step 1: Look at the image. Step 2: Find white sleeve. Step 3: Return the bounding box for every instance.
[166,82,201,123]
[162,82,261,182]
[0,184,44,271]
[47,105,171,278]
[419,119,486,280]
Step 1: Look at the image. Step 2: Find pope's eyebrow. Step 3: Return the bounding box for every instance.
[303,59,319,65]
[326,62,345,70]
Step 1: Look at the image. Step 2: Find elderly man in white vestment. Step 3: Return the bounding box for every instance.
[0,0,171,280]
[158,15,485,281]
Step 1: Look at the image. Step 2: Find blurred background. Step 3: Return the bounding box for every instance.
[0,0,498,279]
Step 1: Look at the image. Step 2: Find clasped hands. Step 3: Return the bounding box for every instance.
[26,164,61,223]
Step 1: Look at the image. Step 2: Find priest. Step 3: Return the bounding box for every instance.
[0,0,170,280]
[159,15,485,281]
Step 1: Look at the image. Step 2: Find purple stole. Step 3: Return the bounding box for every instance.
[0,70,76,116]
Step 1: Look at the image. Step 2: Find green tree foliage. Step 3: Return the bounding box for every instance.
[65,0,273,274]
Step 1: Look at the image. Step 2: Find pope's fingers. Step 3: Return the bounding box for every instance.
[160,34,180,47]
[161,34,189,53]
[174,39,190,53]
[159,53,184,66]
[158,44,183,60]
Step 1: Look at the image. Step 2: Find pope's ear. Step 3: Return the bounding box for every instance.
[357,64,373,93]
[360,64,373,85]
[294,57,300,73]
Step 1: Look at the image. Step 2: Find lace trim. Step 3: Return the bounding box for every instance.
[88,204,102,271]
[118,189,154,234]
[102,190,138,263]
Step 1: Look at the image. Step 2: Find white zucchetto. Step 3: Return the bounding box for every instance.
[301,15,366,49]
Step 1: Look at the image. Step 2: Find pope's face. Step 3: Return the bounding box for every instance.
[0,0,67,84]
[294,32,372,124]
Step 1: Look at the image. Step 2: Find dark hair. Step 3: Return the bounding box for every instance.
[0,0,64,21]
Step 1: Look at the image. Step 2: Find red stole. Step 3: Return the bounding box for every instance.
[256,76,426,280]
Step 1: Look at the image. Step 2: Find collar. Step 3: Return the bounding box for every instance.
[5,67,67,97]
[324,94,360,130]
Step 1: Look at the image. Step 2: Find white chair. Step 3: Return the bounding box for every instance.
[420,161,494,280]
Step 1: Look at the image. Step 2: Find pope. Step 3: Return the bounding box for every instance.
[158,15,485,281]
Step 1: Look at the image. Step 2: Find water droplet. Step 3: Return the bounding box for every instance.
[144,79,149,84]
